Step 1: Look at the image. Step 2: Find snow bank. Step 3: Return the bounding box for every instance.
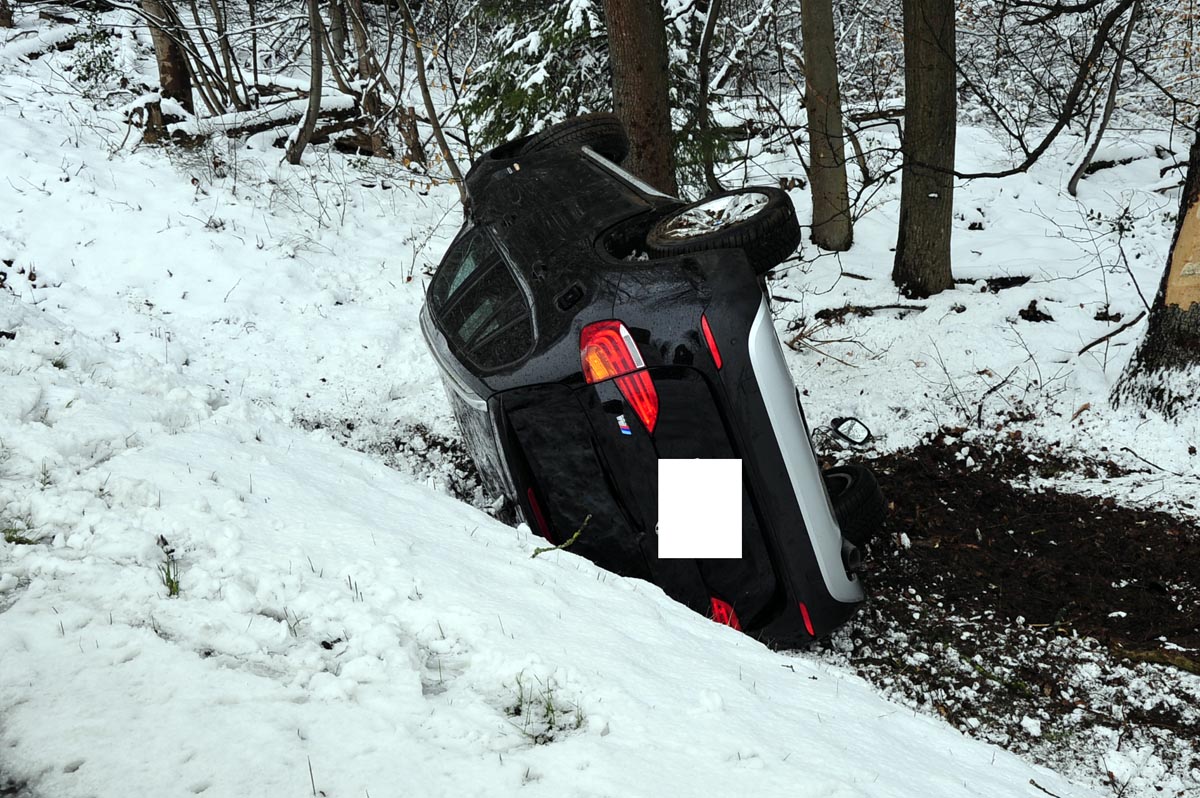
[0,297,1101,798]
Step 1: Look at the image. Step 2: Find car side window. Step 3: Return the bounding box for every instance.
[429,229,534,371]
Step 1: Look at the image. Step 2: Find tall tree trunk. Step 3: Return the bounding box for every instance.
[345,0,387,155]
[601,0,677,195]
[0,0,14,29]
[285,0,323,165]
[207,0,246,110]
[247,0,259,92]
[893,0,956,298]
[328,0,347,63]
[1111,127,1200,417]
[141,0,195,115]
[801,0,852,250]
[696,0,723,194]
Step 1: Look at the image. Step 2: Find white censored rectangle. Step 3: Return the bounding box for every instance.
[657,458,742,559]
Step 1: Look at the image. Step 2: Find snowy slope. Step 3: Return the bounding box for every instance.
[1,294,1101,798]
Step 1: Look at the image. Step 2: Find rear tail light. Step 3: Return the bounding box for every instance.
[580,320,659,434]
[710,597,742,631]
[701,313,722,370]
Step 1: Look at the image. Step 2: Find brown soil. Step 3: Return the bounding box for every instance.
[813,430,1200,796]
[868,429,1200,654]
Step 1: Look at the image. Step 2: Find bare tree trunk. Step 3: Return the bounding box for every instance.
[141,0,195,115]
[185,0,230,108]
[345,0,373,83]
[697,0,723,194]
[601,0,677,195]
[399,105,426,166]
[397,0,467,206]
[801,0,852,250]
[286,0,323,165]
[0,0,15,29]
[180,33,224,115]
[328,0,347,63]
[345,0,389,155]
[893,0,956,298]
[319,14,357,95]
[1068,0,1139,196]
[247,0,259,94]
[1112,126,1200,417]
[207,0,246,110]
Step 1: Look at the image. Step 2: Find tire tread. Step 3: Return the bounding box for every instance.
[645,187,801,274]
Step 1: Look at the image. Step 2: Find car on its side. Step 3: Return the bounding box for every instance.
[420,114,884,646]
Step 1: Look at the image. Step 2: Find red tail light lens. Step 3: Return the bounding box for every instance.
[614,372,658,434]
[581,320,659,434]
[799,602,815,637]
[701,313,722,370]
[710,597,742,631]
[581,320,644,380]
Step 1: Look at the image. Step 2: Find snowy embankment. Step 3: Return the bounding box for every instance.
[0,284,1103,798]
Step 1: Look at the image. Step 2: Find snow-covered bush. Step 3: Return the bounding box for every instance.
[72,12,119,98]
[461,0,610,147]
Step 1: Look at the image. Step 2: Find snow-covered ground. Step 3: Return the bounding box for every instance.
[1,9,1196,798]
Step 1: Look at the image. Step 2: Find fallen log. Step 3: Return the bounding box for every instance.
[815,303,927,323]
[38,9,79,24]
[270,115,370,149]
[15,31,78,60]
[168,94,358,141]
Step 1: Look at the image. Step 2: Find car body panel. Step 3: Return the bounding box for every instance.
[420,137,864,645]
[746,298,862,604]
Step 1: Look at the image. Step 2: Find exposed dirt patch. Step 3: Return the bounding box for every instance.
[954,274,1032,292]
[870,430,1199,653]
[0,773,33,798]
[814,430,1200,797]
[814,303,927,323]
[1019,299,1055,322]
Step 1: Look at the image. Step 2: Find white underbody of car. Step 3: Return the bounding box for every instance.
[747,298,865,603]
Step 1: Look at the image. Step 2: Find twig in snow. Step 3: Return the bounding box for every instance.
[1118,447,1198,481]
[531,515,591,558]
[975,366,1019,427]
[1077,311,1146,356]
[1028,779,1064,798]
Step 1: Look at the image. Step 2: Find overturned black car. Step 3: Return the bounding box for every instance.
[420,114,884,646]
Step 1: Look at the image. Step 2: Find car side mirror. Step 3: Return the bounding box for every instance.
[831,417,872,446]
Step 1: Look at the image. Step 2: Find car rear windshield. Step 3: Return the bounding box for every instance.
[428,228,533,371]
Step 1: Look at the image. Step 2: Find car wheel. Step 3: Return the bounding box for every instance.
[823,464,886,547]
[644,187,802,274]
[520,113,630,164]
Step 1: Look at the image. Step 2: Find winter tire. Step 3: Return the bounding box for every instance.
[823,464,886,547]
[645,187,802,274]
[520,113,630,164]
